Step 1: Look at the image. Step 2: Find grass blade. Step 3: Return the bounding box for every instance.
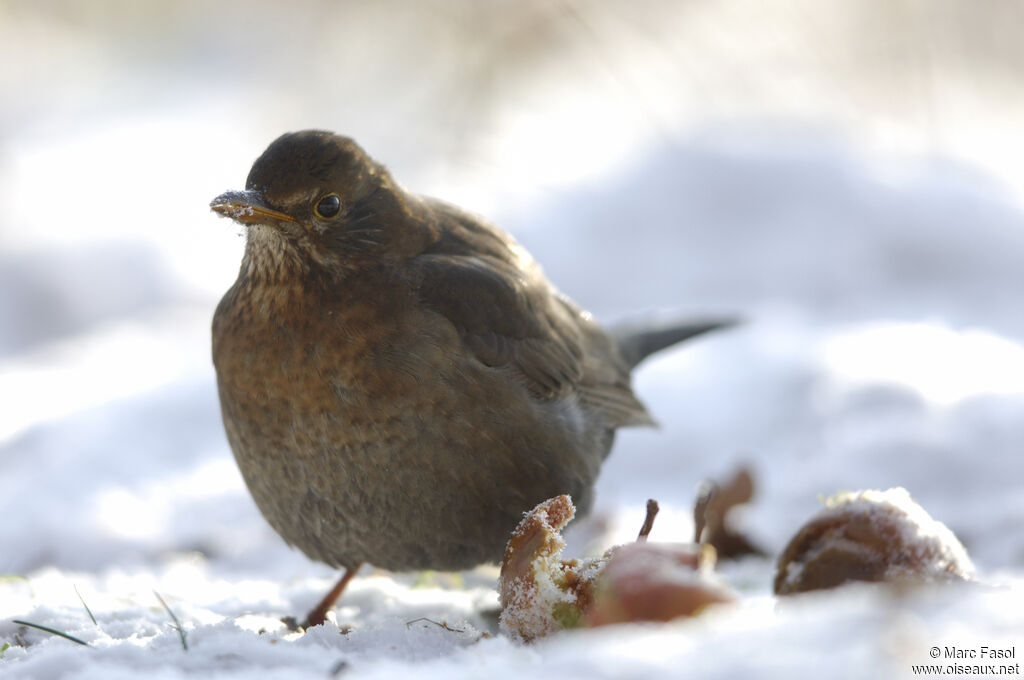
[12,620,89,646]
[74,585,98,627]
[154,591,188,651]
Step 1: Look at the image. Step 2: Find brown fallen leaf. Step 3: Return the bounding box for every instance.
[694,465,765,559]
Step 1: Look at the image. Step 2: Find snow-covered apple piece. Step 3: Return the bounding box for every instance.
[774,487,975,595]
[499,495,734,641]
[498,495,604,640]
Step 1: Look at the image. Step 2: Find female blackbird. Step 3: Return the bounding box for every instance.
[211,130,725,626]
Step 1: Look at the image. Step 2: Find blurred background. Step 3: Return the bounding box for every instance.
[2,0,1023,582]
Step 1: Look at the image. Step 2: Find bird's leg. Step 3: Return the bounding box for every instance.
[302,563,363,629]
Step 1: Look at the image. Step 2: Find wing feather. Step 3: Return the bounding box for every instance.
[411,199,651,425]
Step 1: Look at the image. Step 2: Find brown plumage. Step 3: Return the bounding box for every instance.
[211,130,725,625]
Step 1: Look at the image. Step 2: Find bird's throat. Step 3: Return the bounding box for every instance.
[240,224,312,284]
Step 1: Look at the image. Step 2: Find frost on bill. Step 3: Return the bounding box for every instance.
[218,203,257,220]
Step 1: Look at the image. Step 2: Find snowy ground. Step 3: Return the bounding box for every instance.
[2,2,1023,678]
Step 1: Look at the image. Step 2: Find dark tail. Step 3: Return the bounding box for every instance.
[611,316,738,369]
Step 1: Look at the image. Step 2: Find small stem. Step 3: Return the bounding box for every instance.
[637,499,660,541]
[693,481,718,543]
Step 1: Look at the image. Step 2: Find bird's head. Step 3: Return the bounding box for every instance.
[211,130,433,278]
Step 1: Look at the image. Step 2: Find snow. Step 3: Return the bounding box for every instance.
[3,2,1024,678]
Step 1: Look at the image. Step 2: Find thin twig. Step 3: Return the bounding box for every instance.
[154,591,188,651]
[74,585,98,627]
[12,620,89,646]
[404,617,464,633]
[637,499,660,541]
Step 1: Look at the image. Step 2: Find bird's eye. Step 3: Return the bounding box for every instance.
[314,193,342,219]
